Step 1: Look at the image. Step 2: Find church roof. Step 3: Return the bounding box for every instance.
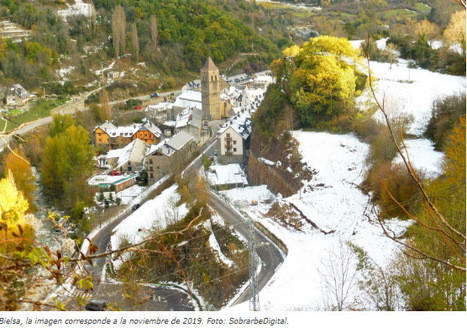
[201,57,218,72]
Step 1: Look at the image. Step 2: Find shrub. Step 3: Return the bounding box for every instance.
[425,94,466,151]
[367,162,421,219]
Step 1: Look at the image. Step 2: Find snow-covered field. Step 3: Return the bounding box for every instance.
[222,133,410,310]
[352,39,466,137]
[360,59,465,136]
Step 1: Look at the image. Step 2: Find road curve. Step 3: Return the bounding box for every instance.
[208,192,285,306]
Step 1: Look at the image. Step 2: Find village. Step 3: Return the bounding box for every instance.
[88,58,273,208]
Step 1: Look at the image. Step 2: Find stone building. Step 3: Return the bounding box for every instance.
[201,57,221,120]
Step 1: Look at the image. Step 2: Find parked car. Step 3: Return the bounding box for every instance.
[131,203,140,211]
[150,92,159,98]
[85,300,107,311]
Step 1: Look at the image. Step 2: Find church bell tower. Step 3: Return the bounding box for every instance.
[201,57,220,120]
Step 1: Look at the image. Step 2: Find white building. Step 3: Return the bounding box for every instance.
[5,84,30,107]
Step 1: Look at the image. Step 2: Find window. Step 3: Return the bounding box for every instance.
[150,167,153,171]
[234,148,237,152]
[128,167,132,172]
[233,140,237,145]
[149,159,153,164]
[150,173,153,178]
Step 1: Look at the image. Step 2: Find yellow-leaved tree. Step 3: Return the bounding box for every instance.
[0,173,38,310]
[3,146,36,212]
[272,36,366,127]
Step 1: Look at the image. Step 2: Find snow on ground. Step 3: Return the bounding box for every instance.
[220,185,275,207]
[352,39,466,136]
[110,184,188,267]
[393,138,444,178]
[57,0,94,22]
[56,66,75,80]
[115,184,147,205]
[205,219,235,268]
[359,59,465,136]
[222,132,411,311]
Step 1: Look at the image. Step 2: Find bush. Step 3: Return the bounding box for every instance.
[366,162,421,219]
[425,94,466,151]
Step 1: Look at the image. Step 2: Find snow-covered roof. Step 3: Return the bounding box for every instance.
[146,102,173,112]
[146,131,193,157]
[94,120,117,133]
[138,121,161,137]
[88,174,135,187]
[166,131,193,150]
[207,164,248,187]
[106,148,123,160]
[113,139,149,169]
[173,90,202,110]
[174,107,201,130]
[217,109,252,140]
[95,122,161,138]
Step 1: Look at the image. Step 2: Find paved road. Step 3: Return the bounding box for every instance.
[208,192,285,305]
[0,90,97,150]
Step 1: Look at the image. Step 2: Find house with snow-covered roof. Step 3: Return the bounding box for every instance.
[88,174,136,194]
[106,138,149,174]
[93,121,161,149]
[145,131,196,184]
[216,109,253,164]
[145,102,172,125]
[206,163,248,190]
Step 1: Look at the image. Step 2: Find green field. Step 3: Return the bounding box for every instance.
[415,2,431,13]
[379,8,418,20]
[0,98,69,133]
[0,117,19,133]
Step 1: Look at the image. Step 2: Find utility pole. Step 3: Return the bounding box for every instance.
[248,218,260,311]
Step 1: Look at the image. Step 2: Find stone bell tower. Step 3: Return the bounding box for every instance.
[201,57,221,120]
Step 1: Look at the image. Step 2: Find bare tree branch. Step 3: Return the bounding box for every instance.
[366,49,466,271]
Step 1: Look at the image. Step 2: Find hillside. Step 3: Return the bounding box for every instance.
[0,0,280,93]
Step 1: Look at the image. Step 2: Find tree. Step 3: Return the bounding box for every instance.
[272,36,365,127]
[112,5,126,57]
[443,10,466,54]
[131,22,139,62]
[100,87,111,121]
[3,146,36,212]
[0,173,39,310]
[41,123,95,208]
[48,113,75,138]
[319,241,359,311]
[150,14,158,46]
